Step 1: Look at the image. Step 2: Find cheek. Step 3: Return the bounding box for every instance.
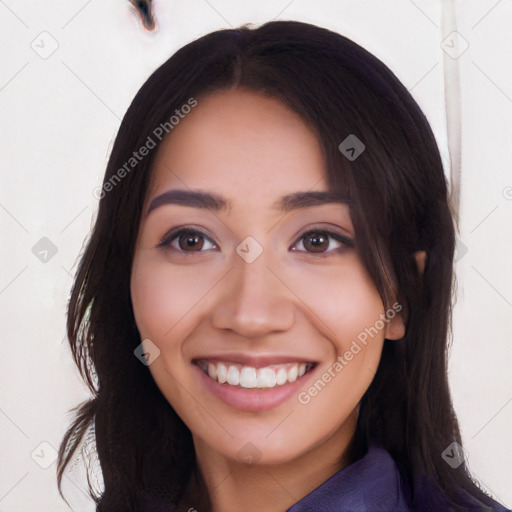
[291,265,385,429]
[131,266,174,340]
[287,258,386,407]
[286,256,385,348]
[130,255,213,409]
[130,253,217,340]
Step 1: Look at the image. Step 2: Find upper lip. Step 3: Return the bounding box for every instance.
[192,353,317,368]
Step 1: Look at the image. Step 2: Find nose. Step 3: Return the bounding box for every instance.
[211,249,295,338]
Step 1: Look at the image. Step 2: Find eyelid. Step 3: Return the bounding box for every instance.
[156,225,354,254]
[290,227,354,254]
[157,227,218,252]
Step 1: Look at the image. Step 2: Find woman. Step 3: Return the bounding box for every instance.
[57,21,508,511]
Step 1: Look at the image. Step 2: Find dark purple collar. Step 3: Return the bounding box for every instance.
[286,443,411,511]
[134,443,411,512]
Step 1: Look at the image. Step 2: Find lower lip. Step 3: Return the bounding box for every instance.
[192,364,317,412]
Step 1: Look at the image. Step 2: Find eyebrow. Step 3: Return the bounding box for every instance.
[146,189,350,216]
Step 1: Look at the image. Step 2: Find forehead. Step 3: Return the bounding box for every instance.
[147,89,328,209]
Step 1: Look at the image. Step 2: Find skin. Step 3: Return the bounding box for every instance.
[130,88,411,512]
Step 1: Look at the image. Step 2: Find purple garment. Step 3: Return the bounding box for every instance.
[127,443,511,511]
[133,443,411,512]
[286,443,411,511]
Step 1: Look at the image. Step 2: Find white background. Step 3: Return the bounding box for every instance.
[1,1,511,510]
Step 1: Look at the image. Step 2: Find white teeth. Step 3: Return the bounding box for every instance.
[199,360,313,389]
[208,362,217,380]
[257,367,276,388]
[227,365,240,386]
[217,362,227,384]
[287,365,298,383]
[240,367,257,388]
[276,367,287,385]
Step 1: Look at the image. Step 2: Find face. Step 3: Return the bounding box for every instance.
[130,88,404,467]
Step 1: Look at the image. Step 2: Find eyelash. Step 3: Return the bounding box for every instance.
[156,227,354,257]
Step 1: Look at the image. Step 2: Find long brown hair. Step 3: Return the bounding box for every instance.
[57,21,504,511]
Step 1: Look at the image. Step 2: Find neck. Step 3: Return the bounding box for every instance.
[187,412,360,512]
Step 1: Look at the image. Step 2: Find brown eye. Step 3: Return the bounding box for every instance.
[177,231,204,251]
[157,229,216,253]
[303,232,329,252]
[292,229,354,255]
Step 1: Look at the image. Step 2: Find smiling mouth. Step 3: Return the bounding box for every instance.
[195,360,316,389]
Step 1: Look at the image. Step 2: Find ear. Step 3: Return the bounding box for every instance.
[384,251,427,341]
[384,312,405,340]
[414,250,427,275]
